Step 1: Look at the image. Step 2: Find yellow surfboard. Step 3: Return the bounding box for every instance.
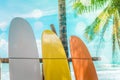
[42,30,71,80]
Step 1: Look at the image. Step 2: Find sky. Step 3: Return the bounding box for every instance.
[0,0,115,66]
[0,0,59,58]
[0,0,119,80]
[0,0,114,64]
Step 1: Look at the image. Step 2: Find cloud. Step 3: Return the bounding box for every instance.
[0,22,8,31]
[75,22,86,35]
[29,9,43,18]
[43,9,57,16]
[17,9,57,19]
[0,39,8,57]
[0,39,8,52]
[18,9,43,19]
[0,33,8,56]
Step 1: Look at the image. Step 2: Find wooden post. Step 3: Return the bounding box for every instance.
[50,24,57,35]
[0,57,101,63]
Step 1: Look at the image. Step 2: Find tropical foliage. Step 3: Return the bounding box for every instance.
[73,0,120,63]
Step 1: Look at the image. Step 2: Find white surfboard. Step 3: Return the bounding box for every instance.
[9,17,42,80]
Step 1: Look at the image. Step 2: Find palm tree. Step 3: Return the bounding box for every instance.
[73,0,120,63]
[58,0,69,57]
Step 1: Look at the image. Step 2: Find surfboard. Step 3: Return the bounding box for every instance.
[70,36,98,80]
[9,17,42,80]
[42,30,71,80]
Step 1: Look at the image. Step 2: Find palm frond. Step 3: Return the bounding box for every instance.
[84,7,110,41]
[112,33,116,63]
[91,0,110,10]
[114,10,120,49]
[73,2,87,14]
[84,17,101,41]
[73,0,110,14]
[112,21,117,63]
[95,16,111,54]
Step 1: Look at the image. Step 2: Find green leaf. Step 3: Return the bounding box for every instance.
[73,0,109,14]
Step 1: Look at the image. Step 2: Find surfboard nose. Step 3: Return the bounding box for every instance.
[9,17,42,80]
[9,17,38,58]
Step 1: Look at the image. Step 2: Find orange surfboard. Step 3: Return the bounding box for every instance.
[70,36,98,80]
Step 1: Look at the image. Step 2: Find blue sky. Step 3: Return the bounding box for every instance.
[0,0,113,63]
[0,0,58,58]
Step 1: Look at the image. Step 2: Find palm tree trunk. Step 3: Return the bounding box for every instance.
[58,0,69,57]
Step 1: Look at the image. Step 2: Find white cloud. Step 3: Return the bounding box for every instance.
[0,39,8,52]
[17,9,57,19]
[19,9,43,19]
[75,22,86,35]
[43,9,57,16]
[30,9,43,18]
[0,39,8,57]
[0,22,8,31]
[0,33,8,56]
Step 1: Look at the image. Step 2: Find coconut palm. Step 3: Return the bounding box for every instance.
[58,0,69,57]
[73,0,120,63]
